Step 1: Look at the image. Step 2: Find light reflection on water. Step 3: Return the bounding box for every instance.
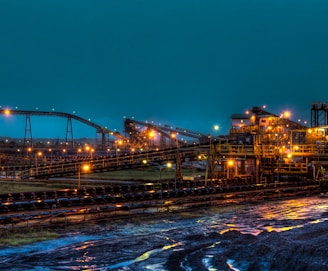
[0,195,327,270]
[207,197,328,235]
[227,259,241,271]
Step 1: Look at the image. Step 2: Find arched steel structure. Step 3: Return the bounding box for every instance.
[0,109,129,150]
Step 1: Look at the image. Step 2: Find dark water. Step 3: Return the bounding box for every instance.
[0,195,327,270]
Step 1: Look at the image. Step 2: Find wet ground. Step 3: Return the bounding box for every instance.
[0,195,328,270]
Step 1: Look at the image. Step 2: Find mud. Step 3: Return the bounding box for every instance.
[0,195,328,270]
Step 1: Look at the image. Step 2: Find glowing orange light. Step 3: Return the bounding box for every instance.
[283,111,291,119]
[149,130,155,138]
[227,160,234,167]
[82,164,90,171]
[4,109,10,115]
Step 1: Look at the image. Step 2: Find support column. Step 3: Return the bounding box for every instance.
[255,156,260,184]
[175,149,183,182]
[23,114,33,151]
[65,117,74,149]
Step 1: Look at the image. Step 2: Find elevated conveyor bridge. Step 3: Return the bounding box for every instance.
[0,109,129,150]
[18,144,210,180]
[124,118,210,148]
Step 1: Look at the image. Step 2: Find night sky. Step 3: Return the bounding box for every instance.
[1,0,328,139]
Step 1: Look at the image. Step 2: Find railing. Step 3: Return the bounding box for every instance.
[254,144,276,157]
[291,144,328,155]
[20,147,199,179]
[262,162,308,174]
[216,144,254,155]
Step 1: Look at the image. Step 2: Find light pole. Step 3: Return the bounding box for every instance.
[48,148,53,164]
[227,159,234,179]
[77,148,82,158]
[171,133,181,189]
[35,151,42,176]
[159,162,172,208]
[78,165,81,189]
[78,164,90,189]
[159,166,164,207]
[205,124,219,186]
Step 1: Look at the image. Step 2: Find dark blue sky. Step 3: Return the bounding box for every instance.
[1,0,328,138]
